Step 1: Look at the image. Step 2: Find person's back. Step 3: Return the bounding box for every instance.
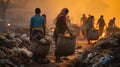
[56,15,66,27]
[97,15,106,36]
[30,8,46,40]
[97,18,105,27]
[31,15,45,28]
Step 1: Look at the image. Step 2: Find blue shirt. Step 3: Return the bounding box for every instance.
[30,15,45,28]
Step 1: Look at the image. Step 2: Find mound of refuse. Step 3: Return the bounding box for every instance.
[106,26,120,35]
[0,33,33,67]
[75,31,120,67]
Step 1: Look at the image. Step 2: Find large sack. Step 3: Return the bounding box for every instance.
[30,38,51,57]
[88,30,99,40]
[20,48,33,58]
[55,34,76,56]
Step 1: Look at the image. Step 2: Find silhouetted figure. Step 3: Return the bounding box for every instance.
[41,14,47,35]
[80,14,88,38]
[30,8,47,63]
[42,14,51,35]
[108,17,116,27]
[42,14,46,21]
[53,8,73,62]
[86,16,95,44]
[88,14,91,18]
[80,14,87,26]
[97,15,106,36]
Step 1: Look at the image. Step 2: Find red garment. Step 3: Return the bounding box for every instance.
[53,15,67,42]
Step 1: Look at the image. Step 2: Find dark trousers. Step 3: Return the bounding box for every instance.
[30,30,44,40]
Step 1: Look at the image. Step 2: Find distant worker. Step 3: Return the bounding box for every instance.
[97,15,106,36]
[41,14,47,35]
[108,17,116,27]
[42,14,51,35]
[42,14,46,22]
[80,14,87,26]
[86,16,95,44]
[80,14,87,38]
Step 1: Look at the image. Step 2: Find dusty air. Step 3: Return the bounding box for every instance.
[0,0,120,67]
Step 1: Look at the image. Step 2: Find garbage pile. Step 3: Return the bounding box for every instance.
[0,33,33,66]
[106,26,120,35]
[75,31,120,67]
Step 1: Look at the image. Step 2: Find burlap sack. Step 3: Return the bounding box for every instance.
[55,34,76,56]
[30,38,51,57]
[88,30,99,40]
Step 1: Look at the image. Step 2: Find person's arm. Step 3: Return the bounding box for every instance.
[97,19,100,26]
[67,26,73,36]
[64,17,73,36]
[64,20,73,36]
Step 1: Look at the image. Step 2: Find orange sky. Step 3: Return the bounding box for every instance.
[18,0,120,27]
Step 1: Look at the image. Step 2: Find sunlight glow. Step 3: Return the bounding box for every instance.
[7,23,11,26]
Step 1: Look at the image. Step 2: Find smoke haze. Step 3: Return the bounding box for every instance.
[1,0,120,27]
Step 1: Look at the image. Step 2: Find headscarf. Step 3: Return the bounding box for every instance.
[54,8,69,24]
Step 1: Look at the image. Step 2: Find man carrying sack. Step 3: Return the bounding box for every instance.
[30,8,50,64]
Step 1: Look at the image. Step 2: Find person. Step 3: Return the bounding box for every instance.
[42,13,51,36]
[53,8,73,62]
[30,8,46,40]
[30,8,48,63]
[97,15,106,36]
[108,17,116,27]
[80,14,87,38]
[80,14,87,26]
[41,13,47,33]
[42,14,46,22]
[86,16,95,44]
